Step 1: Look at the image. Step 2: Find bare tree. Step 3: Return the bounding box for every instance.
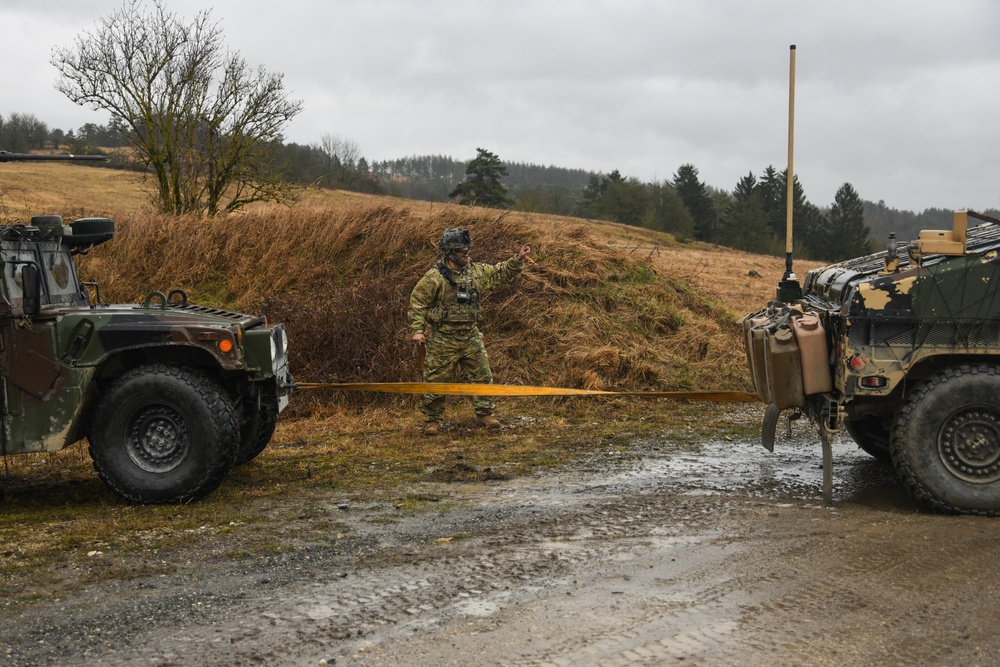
[51,0,303,215]
[316,134,360,169]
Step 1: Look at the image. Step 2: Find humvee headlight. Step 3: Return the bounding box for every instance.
[218,339,234,353]
[270,335,277,361]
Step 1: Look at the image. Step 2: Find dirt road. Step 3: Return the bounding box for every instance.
[5,424,1000,666]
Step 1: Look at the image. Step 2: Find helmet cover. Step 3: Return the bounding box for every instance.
[438,228,473,253]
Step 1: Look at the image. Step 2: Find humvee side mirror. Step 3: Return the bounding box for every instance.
[21,263,41,318]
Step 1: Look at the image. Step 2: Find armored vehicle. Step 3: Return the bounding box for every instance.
[745,210,1000,515]
[0,153,293,503]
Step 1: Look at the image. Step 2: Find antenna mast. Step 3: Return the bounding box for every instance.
[777,44,803,302]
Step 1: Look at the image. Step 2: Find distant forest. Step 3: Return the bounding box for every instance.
[3,111,995,262]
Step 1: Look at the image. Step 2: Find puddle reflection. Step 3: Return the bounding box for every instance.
[578,435,915,510]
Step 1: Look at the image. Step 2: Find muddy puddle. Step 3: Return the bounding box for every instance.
[473,432,913,512]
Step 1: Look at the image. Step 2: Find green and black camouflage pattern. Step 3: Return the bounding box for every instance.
[0,218,292,455]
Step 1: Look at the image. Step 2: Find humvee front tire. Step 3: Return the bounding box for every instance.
[235,405,278,465]
[89,364,239,504]
[891,364,1000,515]
[844,416,892,461]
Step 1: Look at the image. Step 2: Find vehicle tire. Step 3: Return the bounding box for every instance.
[844,416,892,461]
[65,217,115,248]
[235,404,278,465]
[891,364,1000,515]
[89,364,239,504]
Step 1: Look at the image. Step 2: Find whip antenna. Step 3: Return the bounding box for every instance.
[777,44,803,302]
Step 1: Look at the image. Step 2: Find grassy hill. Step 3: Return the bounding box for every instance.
[1,163,810,407]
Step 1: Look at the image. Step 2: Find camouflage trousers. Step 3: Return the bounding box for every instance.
[419,329,494,422]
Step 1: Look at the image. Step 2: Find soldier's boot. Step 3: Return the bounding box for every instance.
[476,414,501,429]
[423,421,440,436]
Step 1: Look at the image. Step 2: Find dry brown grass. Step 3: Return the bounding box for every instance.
[0,162,819,407]
[74,202,768,413]
[0,163,150,221]
[0,161,835,430]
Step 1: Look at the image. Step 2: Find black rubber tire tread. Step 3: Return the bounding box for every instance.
[890,364,1000,516]
[235,405,278,465]
[69,217,114,235]
[89,364,239,504]
[65,217,115,247]
[844,416,892,462]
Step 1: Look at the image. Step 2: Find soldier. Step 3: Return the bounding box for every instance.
[408,228,532,435]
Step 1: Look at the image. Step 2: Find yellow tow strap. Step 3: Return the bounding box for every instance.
[294,381,759,403]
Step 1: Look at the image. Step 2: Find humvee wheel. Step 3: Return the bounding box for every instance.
[235,405,278,465]
[891,364,1000,515]
[844,416,892,461]
[89,364,239,504]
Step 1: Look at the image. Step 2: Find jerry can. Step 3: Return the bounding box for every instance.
[748,321,772,404]
[792,311,833,395]
[765,326,805,410]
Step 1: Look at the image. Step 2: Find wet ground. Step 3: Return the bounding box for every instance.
[5,427,1000,666]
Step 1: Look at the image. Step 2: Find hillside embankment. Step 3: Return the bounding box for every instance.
[2,161,801,410]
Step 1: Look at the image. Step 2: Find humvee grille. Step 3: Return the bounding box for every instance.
[871,321,1000,348]
[169,303,262,327]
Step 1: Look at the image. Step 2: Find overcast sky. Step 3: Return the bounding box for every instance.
[2,0,998,213]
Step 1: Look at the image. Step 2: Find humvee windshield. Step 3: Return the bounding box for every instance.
[3,242,82,308]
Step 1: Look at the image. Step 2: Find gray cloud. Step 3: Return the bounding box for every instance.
[3,0,999,212]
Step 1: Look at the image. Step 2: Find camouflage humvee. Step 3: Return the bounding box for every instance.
[0,153,292,503]
[745,210,1000,515]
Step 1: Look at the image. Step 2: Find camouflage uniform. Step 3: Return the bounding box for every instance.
[408,255,525,422]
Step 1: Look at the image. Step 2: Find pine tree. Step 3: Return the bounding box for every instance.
[448,147,513,208]
[757,167,827,260]
[672,164,717,242]
[649,181,694,239]
[827,183,873,260]
[719,172,773,253]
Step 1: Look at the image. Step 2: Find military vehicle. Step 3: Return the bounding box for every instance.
[744,210,1000,515]
[0,152,293,503]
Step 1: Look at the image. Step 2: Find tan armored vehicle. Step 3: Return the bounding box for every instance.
[745,210,1000,515]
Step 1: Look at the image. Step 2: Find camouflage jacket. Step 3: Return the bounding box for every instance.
[408,256,525,337]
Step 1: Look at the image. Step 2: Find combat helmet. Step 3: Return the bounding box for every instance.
[438,228,472,253]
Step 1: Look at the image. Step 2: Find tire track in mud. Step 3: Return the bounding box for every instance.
[9,435,1000,667]
[309,495,791,667]
[100,483,753,666]
[707,513,1000,667]
[311,441,997,667]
